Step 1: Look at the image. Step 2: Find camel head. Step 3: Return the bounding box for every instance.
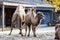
[18,4,25,11]
[37,12,45,20]
[29,7,34,12]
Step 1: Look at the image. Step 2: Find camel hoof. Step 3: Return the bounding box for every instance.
[19,33,23,36]
[19,32,21,34]
[34,35,36,37]
[9,33,11,35]
[28,35,29,37]
[55,37,59,39]
[28,34,30,37]
[21,34,23,36]
[25,34,26,36]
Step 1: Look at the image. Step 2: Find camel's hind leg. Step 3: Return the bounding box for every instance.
[9,21,14,35]
[25,24,27,36]
[19,24,23,36]
[32,26,36,37]
[27,24,31,37]
[18,18,23,36]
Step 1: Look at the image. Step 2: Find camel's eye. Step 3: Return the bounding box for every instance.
[40,14,43,16]
[37,13,40,15]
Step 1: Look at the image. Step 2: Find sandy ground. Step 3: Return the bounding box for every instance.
[0,27,55,40]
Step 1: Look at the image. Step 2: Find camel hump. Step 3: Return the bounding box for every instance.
[37,12,45,16]
[37,12,43,14]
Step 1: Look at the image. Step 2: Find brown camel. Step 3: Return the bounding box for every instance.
[24,8,45,37]
[55,24,60,40]
[9,4,26,36]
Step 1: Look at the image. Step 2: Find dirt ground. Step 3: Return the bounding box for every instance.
[0,27,55,40]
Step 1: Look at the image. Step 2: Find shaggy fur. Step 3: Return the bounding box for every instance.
[55,24,60,40]
[9,4,26,36]
[24,8,45,37]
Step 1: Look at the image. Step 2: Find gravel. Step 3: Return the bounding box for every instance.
[0,27,55,40]
[0,32,54,40]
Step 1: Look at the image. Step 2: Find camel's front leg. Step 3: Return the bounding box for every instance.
[27,25,31,37]
[19,28,23,36]
[25,24,27,36]
[9,21,14,35]
[32,26,36,37]
[18,18,23,36]
[19,24,23,36]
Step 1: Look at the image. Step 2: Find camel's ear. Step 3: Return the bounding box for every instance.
[28,8,30,11]
[32,7,34,11]
[23,6,25,10]
[32,7,34,9]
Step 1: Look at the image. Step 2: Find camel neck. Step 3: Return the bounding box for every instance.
[30,11,34,17]
[36,15,41,24]
[38,18,40,24]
